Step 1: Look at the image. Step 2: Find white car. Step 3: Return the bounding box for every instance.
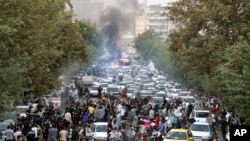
[15,106,29,117]
[181,96,195,108]
[192,110,210,122]
[190,122,215,141]
[155,91,168,98]
[90,86,99,96]
[179,91,191,97]
[117,82,127,90]
[167,88,181,98]
[87,122,108,141]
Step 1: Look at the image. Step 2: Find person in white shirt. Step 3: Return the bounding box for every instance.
[65,112,72,124]
[149,107,155,121]
[31,124,40,137]
[14,127,22,141]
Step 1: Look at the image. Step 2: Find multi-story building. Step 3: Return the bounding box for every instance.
[135,16,149,37]
[135,2,176,39]
[147,4,169,39]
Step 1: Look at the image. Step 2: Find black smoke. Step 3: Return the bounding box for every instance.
[100,0,141,61]
[101,8,124,60]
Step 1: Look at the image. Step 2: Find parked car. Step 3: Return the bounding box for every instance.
[190,122,215,141]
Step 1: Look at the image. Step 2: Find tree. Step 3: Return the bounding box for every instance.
[217,39,250,120]
[167,0,250,93]
[0,0,91,117]
[134,30,176,79]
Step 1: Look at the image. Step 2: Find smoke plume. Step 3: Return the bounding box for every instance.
[99,0,141,60]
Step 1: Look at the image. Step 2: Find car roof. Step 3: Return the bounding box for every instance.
[192,122,210,125]
[16,106,29,108]
[169,129,190,132]
[181,96,194,98]
[94,122,108,125]
[194,110,210,112]
[0,121,10,125]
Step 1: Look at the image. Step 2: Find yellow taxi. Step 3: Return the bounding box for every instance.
[163,129,195,141]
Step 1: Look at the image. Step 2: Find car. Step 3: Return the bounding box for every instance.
[179,91,191,97]
[192,110,210,122]
[99,83,108,93]
[155,83,165,90]
[155,91,168,98]
[107,85,120,96]
[139,90,153,98]
[14,106,29,118]
[163,129,195,141]
[167,89,181,98]
[148,97,164,107]
[90,85,100,96]
[127,88,138,99]
[117,82,127,90]
[86,122,108,141]
[181,96,195,108]
[190,122,215,141]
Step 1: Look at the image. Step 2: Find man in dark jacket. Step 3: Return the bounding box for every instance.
[71,126,79,141]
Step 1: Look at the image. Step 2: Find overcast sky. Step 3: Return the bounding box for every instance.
[138,0,177,5]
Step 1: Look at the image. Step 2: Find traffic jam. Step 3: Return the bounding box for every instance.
[0,52,236,141]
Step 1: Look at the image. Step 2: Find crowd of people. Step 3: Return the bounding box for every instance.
[2,59,247,141]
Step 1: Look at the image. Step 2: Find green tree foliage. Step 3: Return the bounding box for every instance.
[167,0,250,119]
[134,30,175,78]
[0,0,93,116]
[217,39,250,119]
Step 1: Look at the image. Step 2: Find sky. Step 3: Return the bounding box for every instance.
[138,0,177,5]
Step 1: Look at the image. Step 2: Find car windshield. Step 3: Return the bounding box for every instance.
[119,82,127,86]
[0,123,8,131]
[100,84,108,87]
[152,98,163,103]
[196,112,210,118]
[156,94,166,97]
[166,131,187,140]
[109,88,119,92]
[95,125,108,132]
[15,107,28,113]
[91,87,99,90]
[128,89,135,93]
[182,98,194,103]
[191,124,210,132]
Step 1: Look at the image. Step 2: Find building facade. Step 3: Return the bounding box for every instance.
[135,3,176,39]
[135,16,149,37]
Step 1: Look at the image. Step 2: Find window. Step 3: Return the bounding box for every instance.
[95,125,108,132]
[190,124,210,132]
[166,131,187,140]
[196,112,210,118]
